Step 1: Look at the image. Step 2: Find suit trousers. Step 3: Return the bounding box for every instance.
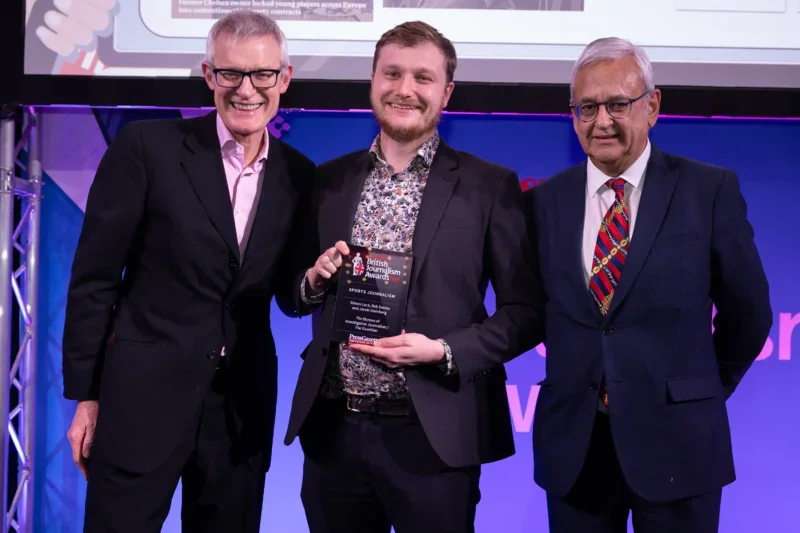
[83,359,266,533]
[546,411,722,533]
[300,397,481,533]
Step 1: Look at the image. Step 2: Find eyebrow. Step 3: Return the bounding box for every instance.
[579,94,632,102]
[383,64,437,76]
[214,66,281,71]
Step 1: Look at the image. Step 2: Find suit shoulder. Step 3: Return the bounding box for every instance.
[548,161,584,184]
[453,149,514,178]
[534,161,583,197]
[94,119,193,163]
[317,149,367,175]
[121,116,195,136]
[664,151,732,180]
[274,137,315,173]
[109,116,200,149]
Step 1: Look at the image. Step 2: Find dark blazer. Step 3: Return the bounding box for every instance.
[526,145,772,502]
[62,111,315,474]
[280,141,545,468]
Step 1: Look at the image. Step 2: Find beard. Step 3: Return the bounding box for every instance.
[372,97,443,144]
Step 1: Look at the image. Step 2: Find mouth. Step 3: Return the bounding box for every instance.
[593,133,619,141]
[387,102,422,112]
[231,102,263,112]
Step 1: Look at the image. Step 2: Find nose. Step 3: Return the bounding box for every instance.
[236,75,257,99]
[395,73,414,97]
[594,105,614,128]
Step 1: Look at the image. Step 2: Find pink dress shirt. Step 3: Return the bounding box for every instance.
[216,114,269,357]
[216,113,269,257]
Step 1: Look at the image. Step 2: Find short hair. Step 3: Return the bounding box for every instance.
[570,37,654,101]
[373,21,457,83]
[205,10,289,68]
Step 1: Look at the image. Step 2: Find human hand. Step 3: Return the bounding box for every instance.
[66,400,99,480]
[348,332,445,368]
[306,241,350,295]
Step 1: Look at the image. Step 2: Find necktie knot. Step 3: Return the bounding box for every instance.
[606,177,626,193]
[606,178,626,201]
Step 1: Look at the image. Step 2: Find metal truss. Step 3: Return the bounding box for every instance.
[0,103,42,533]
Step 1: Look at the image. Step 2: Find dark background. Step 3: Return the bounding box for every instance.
[2,0,799,117]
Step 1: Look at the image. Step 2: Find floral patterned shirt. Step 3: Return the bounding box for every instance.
[319,131,440,400]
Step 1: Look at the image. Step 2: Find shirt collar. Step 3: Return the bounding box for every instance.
[369,130,440,170]
[587,139,651,197]
[216,112,269,163]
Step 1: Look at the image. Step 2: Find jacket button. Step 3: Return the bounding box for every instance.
[206,351,219,360]
[602,327,614,335]
[589,382,598,391]
[229,257,238,268]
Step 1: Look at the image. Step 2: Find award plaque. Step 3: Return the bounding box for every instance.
[330,244,413,345]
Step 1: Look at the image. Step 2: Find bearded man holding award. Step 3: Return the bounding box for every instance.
[279,20,545,533]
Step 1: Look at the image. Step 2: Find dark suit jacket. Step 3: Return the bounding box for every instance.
[62,111,315,474]
[280,141,545,468]
[527,145,772,502]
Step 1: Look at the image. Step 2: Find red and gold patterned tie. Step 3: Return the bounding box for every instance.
[589,178,630,406]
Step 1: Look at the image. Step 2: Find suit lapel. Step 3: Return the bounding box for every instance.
[180,112,240,260]
[559,163,601,320]
[329,153,372,245]
[606,147,679,318]
[236,136,293,281]
[327,143,457,290]
[409,144,458,288]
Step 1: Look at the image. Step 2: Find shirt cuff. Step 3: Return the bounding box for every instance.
[300,272,326,306]
[436,338,457,375]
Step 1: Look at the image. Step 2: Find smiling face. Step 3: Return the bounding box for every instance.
[571,55,660,176]
[370,42,454,144]
[202,33,291,143]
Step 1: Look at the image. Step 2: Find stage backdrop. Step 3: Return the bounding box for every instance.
[33,108,798,533]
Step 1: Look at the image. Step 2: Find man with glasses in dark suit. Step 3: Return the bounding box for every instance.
[526,37,772,533]
[62,10,314,533]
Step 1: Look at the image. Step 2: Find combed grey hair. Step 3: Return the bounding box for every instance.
[570,37,654,101]
[205,10,290,68]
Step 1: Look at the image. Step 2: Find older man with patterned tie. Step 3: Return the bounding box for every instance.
[525,36,772,533]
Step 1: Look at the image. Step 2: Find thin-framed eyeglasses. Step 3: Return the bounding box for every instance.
[211,66,283,89]
[570,92,649,122]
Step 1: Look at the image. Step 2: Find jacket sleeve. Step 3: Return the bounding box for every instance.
[710,170,773,398]
[442,171,546,387]
[62,123,148,401]
[274,158,324,319]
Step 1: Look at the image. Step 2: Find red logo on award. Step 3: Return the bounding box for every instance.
[352,252,365,277]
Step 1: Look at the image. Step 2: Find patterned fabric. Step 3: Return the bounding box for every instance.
[589,177,630,406]
[319,131,440,400]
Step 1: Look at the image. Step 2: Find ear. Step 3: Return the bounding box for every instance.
[647,88,661,127]
[443,81,455,108]
[278,64,293,94]
[201,61,215,91]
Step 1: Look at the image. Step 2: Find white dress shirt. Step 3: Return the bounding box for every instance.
[581,141,651,285]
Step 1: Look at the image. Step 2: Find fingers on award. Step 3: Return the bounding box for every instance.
[330,245,412,346]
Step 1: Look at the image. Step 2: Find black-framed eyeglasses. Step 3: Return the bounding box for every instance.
[211,66,283,89]
[570,92,649,122]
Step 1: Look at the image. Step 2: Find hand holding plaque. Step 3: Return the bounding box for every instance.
[330,245,413,346]
[306,240,350,296]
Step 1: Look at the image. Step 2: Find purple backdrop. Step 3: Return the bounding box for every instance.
[34,107,799,532]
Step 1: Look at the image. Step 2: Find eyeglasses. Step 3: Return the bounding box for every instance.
[211,67,283,89]
[570,92,648,122]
